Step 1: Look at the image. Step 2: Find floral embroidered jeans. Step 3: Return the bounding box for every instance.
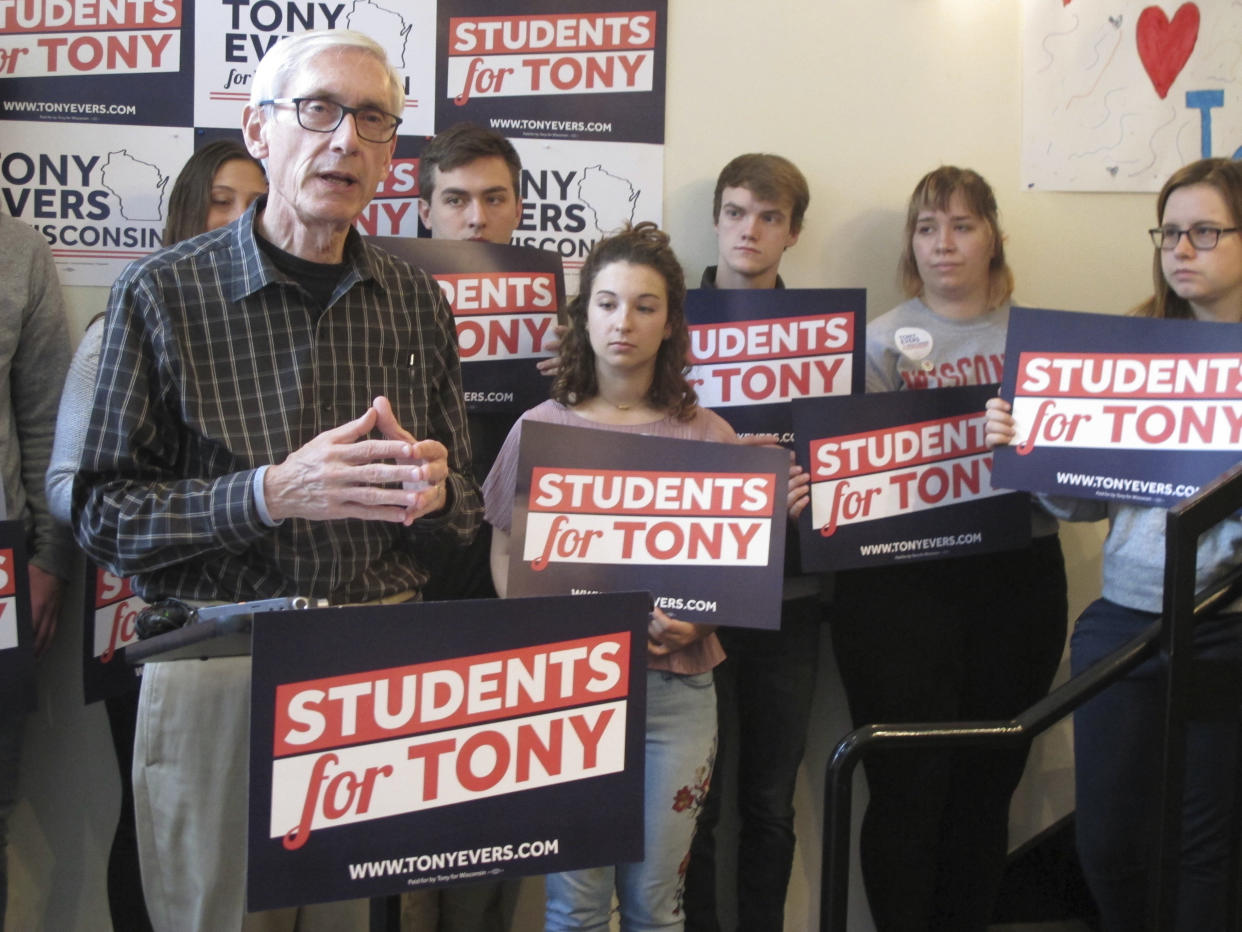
[545,669,717,931]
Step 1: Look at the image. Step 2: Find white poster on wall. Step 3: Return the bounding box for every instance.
[510,137,662,292]
[1,122,192,286]
[192,0,437,136]
[1022,0,1242,192]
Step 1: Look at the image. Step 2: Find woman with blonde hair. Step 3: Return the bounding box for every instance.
[832,166,1068,931]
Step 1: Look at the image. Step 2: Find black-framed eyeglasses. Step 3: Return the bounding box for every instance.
[1148,225,1240,251]
[259,97,402,143]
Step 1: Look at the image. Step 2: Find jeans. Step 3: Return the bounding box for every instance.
[830,536,1068,932]
[546,669,717,932]
[684,596,821,931]
[1072,598,1242,932]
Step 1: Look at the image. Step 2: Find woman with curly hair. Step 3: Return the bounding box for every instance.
[483,222,807,930]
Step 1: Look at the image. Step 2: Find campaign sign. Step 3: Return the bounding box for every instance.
[0,521,35,711]
[0,0,193,128]
[192,0,436,136]
[247,592,648,911]
[3,121,193,286]
[369,237,563,414]
[355,146,422,240]
[685,289,865,445]
[436,1,668,145]
[82,563,144,704]
[507,421,788,629]
[993,307,1242,507]
[793,384,1030,571]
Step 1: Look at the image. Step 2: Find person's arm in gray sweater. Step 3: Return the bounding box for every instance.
[47,318,104,526]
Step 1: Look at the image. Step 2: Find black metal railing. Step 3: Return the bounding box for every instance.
[820,460,1242,932]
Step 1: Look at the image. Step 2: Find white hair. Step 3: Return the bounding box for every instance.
[249,29,405,114]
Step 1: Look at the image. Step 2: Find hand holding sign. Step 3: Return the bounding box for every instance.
[991,307,1242,507]
[536,324,570,378]
[647,607,715,658]
[984,397,1017,449]
[736,433,811,519]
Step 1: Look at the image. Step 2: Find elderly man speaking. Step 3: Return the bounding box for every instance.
[74,29,479,931]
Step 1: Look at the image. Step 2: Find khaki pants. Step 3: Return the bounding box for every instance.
[133,657,369,932]
[401,879,520,932]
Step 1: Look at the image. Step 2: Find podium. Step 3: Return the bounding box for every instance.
[124,596,326,664]
[125,592,651,913]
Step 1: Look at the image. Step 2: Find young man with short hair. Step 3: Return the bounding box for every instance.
[703,152,808,290]
[418,123,522,244]
[415,123,526,609]
[686,153,822,932]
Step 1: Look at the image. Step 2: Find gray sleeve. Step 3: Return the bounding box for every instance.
[863,306,905,393]
[47,320,104,527]
[11,229,74,577]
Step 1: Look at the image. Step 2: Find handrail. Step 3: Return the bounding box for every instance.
[1152,459,1242,929]
[821,620,1160,931]
[820,460,1242,932]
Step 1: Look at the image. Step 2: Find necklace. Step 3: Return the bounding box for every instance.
[600,395,640,411]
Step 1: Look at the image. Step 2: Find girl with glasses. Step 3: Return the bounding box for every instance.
[986,156,1242,931]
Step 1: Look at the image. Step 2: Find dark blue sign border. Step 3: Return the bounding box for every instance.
[994,306,1242,507]
[793,383,1030,570]
[247,592,648,911]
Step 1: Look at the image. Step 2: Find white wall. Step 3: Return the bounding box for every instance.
[12,1,1152,927]
[658,5,1131,921]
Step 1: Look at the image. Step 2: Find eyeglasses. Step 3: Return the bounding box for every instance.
[1148,225,1240,251]
[259,97,402,143]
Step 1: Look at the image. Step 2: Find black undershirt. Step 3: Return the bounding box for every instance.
[256,234,348,313]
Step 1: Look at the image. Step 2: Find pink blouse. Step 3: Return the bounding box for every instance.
[483,400,736,675]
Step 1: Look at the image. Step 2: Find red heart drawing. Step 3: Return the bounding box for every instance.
[1136,3,1200,99]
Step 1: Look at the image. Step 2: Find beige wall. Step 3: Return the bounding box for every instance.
[12,1,1143,927]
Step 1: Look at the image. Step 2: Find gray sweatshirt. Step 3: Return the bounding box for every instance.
[867,297,1058,538]
[1042,496,1242,613]
[0,215,73,577]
